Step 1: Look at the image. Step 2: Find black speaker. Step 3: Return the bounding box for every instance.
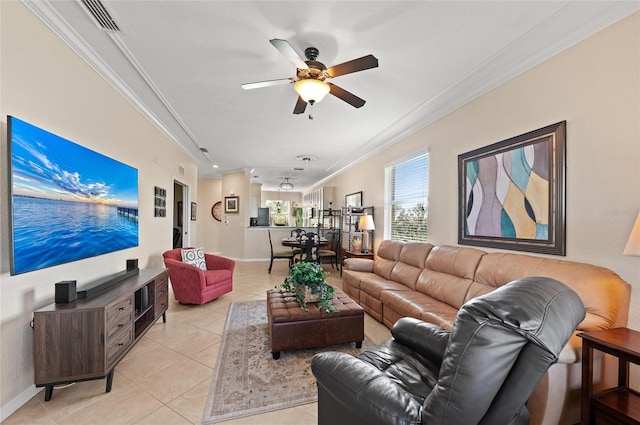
[55,280,77,303]
[126,259,138,271]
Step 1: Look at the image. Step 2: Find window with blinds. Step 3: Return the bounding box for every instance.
[384,152,429,242]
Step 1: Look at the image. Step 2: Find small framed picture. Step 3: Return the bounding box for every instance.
[190,202,197,221]
[225,196,239,213]
[154,186,167,217]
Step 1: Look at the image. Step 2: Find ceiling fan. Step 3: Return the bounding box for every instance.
[241,39,378,115]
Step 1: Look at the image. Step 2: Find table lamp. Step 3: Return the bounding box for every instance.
[359,214,375,253]
[624,212,640,256]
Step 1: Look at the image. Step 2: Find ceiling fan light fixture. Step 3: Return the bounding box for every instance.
[279,178,294,191]
[294,79,330,104]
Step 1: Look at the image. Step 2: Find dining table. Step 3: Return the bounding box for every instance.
[281,236,328,248]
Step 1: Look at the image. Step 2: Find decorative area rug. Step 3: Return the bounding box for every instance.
[202,299,372,424]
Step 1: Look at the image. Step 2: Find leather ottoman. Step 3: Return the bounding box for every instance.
[267,288,364,359]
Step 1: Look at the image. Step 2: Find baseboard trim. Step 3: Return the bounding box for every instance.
[0,386,41,422]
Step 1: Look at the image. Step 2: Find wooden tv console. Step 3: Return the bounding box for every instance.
[33,268,168,401]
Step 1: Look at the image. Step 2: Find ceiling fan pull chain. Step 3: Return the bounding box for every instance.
[308,101,314,120]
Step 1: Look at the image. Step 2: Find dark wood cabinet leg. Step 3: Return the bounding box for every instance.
[44,385,53,401]
[162,312,167,323]
[105,370,115,393]
[272,351,280,360]
[356,341,363,348]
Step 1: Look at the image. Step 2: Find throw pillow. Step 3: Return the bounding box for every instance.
[181,247,207,271]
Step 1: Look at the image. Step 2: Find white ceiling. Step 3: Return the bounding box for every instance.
[24,1,639,191]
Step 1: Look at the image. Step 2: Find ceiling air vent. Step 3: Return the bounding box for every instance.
[293,167,304,171]
[81,0,121,32]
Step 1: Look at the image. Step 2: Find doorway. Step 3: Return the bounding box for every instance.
[173,180,189,248]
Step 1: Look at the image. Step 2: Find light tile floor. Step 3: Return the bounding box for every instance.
[4,261,391,425]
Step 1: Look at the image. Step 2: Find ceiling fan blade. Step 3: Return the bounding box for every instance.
[293,96,307,114]
[270,39,309,70]
[241,78,295,90]
[328,83,366,108]
[327,54,378,78]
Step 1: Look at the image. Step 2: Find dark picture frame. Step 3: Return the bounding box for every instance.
[190,202,197,221]
[225,196,239,213]
[345,191,363,208]
[154,186,166,217]
[458,121,566,256]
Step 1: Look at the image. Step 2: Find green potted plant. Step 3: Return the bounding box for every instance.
[281,262,337,313]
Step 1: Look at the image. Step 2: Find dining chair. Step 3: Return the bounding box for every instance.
[318,230,340,271]
[268,230,294,273]
[294,232,320,263]
[291,228,307,238]
[290,228,306,255]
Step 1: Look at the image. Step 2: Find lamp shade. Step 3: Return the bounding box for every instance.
[359,214,375,231]
[294,79,330,104]
[624,212,640,256]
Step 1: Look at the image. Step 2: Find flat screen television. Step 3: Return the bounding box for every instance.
[8,116,139,275]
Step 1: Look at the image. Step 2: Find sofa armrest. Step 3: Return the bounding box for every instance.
[557,332,583,364]
[204,253,236,272]
[311,351,423,424]
[391,317,450,364]
[343,258,374,272]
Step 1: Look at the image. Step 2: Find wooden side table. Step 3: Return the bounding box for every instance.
[579,328,640,425]
[344,250,375,260]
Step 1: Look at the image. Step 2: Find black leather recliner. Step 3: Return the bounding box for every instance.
[311,277,585,425]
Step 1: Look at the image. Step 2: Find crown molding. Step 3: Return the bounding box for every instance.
[20,0,201,165]
[326,1,640,180]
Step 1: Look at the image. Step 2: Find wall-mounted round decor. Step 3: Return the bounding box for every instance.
[211,201,222,222]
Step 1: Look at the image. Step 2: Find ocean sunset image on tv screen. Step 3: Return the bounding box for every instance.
[9,116,139,275]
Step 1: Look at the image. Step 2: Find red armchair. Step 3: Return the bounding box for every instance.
[162,248,234,304]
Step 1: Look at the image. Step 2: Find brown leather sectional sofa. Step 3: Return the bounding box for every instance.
[342,240,631,425]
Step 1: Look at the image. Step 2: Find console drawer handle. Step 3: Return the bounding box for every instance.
[118,324,124,328]
[119,307,125,311]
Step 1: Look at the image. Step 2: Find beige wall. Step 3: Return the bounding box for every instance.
[219,171,251,259]
[316,11,640,324]
[0,2,198,418]
[197,177,223,253]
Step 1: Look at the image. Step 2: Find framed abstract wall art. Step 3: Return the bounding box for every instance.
[458,121,566,255]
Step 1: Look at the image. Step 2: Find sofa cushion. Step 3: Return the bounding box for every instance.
[414,245,485,309]
[373,240,404,280]
[421,310,457,330]
[473,253,630,331]
[389,243,434,290]
[181,247,207,270]
[360,275,413,299]
[342,269,374,302]
[381,290,457,326]
[425,245,485,279]
[342,269,369,291]
[415,271,473,310]
[204,269,232,286]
